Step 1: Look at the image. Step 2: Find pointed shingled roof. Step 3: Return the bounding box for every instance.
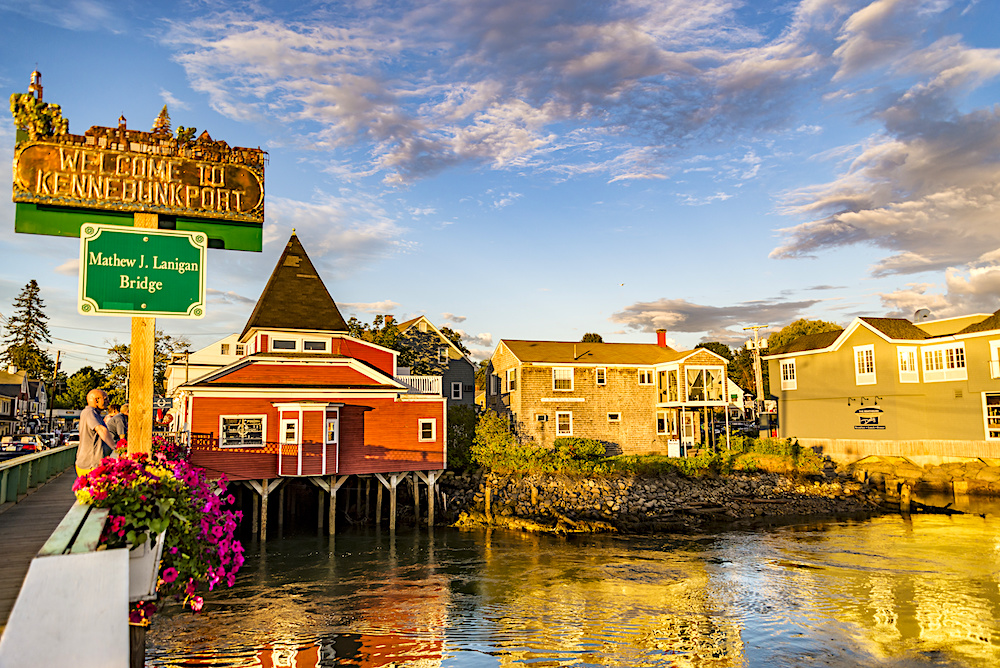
[239,232,348,340]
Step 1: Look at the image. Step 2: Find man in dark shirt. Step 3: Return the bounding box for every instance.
[106,403,127,446]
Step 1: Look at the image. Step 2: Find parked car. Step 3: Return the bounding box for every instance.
[0,434,47,454]
[64,431,80,447]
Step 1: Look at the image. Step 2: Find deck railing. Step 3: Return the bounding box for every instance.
[395,375,442,395]
[0,444,78,507]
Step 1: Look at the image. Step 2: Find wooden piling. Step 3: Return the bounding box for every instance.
[376,484,383,526]
[261,479,269,541]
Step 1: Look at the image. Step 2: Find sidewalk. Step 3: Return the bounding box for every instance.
[0,472,77,627]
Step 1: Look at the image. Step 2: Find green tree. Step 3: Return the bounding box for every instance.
[475,359,490,390]
[580,332,604,343]
[103,331,191,402]
[695,341,734,361]
[768,319,842,351]
[54,366,106,409]
[1,279,54,378]
[447,405,478,470]
[439,326,471,355]
[346,315,401,350]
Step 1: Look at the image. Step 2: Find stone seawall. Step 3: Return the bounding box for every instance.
[847,456,1000,496]
[439,469,883,534]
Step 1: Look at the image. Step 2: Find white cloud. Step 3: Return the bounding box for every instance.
[610,296,825,335]
[340,300,401,315]
[54,258,79,275]
[441,312,466,323]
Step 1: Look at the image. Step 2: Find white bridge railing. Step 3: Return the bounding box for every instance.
[395,375,442,395]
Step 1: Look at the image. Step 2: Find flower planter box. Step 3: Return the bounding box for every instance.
[128,531,167,602]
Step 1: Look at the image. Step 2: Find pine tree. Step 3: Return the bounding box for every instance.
[152,104,171,136]
[1,280,54,378]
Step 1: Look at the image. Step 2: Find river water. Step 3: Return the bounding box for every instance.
[146,499,1000,668]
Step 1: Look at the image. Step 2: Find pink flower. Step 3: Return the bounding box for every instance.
[190,596,204,612]
[162,567,179,584]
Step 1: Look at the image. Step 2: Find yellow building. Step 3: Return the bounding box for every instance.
[763,311,1000,463]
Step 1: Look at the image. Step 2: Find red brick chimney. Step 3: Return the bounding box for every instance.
[656,329,667,348]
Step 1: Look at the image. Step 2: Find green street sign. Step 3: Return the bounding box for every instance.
[78,224,207,318]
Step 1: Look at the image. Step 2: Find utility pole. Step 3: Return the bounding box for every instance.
[742,325,769,436]
[47,350,60,432]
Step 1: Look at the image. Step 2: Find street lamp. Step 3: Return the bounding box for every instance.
[743,325,769,436]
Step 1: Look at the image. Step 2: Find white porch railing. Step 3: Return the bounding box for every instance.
[395,375,442,395]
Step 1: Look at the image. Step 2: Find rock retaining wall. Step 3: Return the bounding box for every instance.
[439,469,882,533]
[846,456,1000,496]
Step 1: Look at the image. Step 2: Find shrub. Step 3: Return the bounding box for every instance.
[472,411,549,472]
[553,437,606,461]
[447,405,478,471]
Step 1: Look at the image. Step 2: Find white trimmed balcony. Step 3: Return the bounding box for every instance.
[395,375,442,395]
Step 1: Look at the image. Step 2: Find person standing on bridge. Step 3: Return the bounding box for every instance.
[75,388,117,477]
[105,403,127,447]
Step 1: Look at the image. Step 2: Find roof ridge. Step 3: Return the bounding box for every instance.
[239,233,349,340]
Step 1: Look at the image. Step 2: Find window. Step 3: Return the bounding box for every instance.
[596,368,606,385]
[235,344,245,356]
[303,340,327,352]
[780,359,797,391]
[272,339,296,351]
[553,367,574,391]
[220,416,265,447]
[221,343,230,355]
[507,368,517,392]
[556,411,572,436]
[608,412,620,422]
[656,411,667,434]
[325,412,339,444]
[991,341,1000,379]
[438,347,449,363]
[686,368,725,401]
[281,419,298,444]
[854,345,876,385]
[667,370,678,402]
[898,347,918,383]
[638,369,653,385]
[451,382,463,400]
[922,343,967,382]
[490,375,500,394]
[985,394,1000,440]
[419,419,436,442]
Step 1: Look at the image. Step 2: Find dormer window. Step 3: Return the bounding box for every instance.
[303,340,327,352]
[272,339,296,351]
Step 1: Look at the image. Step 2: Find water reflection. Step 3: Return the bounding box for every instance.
[147,511,1000,668]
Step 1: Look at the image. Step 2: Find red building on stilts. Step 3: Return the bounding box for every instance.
[175,232,446,538]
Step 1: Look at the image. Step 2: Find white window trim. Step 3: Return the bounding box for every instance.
[438,347,449,363]
[552,367,574,392]
[325,413,339,445]
[451,381,462,400]
[898,346,919,383]
[656,411,667,435]
[990,340,1000,379]
[235,343,245,356]
[607,412,620,422]
[984,393,1000,440]
[921,342,967,383]
[268,335,330,353]
[683,366,727,402]
[780,359,797,391]
[219,414,267,448]
[280,418,299,445]
[419,418,436,442]
[854,345,876,386]
[638,369,653,385]
[507,368,517,392]
[555,411,573,436]
[596,368,606,386]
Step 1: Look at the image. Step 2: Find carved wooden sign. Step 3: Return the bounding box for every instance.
[14,138,264,224]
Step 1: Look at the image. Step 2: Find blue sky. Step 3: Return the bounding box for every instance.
[1,0,999,373]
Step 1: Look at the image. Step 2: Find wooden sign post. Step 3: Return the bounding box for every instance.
[127,213,157,455]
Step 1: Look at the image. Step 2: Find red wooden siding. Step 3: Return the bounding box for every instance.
[332,337,395,376]
[208,363,390,387]
[190,396,444,480]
